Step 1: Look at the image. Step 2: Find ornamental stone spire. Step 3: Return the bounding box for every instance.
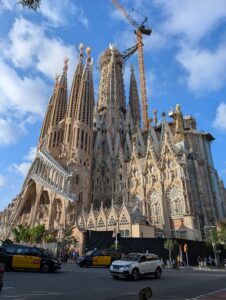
[129,64,141,128]
[46,60,68,158]
[66,46,95,211]
[97,44,126,113]
[38,74,59,150]
[62,44,84,162]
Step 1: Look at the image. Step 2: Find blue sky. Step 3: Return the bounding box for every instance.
[0,0,226,211]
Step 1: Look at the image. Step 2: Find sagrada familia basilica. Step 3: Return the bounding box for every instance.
[0,43,226,242]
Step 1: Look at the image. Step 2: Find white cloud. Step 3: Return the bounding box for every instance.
[0,0,14,10]
[6,18,76,80]
[154,0,226,43]
[12,146,37,178]
[7,18,43,68]
[12,162,32,178]
[176,43,226,93]
[0,174,6,189]
[0,118,26,146]
[40,0,89,28]
[25,146,37,161]
[213,102,226,132]
[0,58,49,117]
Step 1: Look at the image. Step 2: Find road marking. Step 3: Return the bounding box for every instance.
[185,288,226,299]
[2,287,15,290]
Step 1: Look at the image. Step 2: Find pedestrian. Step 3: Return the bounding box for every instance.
[208,255,213,267]
[197,256,201,268]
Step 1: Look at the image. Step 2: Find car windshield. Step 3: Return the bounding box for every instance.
[85,249,96,256]
[124,254,141,262]
[40,249,52,257]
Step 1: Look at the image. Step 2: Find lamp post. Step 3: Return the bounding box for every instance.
[209,230,218,267]
[114,220,119,250]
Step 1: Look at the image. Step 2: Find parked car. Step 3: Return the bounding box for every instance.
[110,253,162,280]
[77,248,121,267]
[0,244,61,273]
[0,262,4,292]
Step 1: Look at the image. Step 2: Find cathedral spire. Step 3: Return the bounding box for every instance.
[62,44,84,156]
[74,47,94,128]
[97,44,126,112]
[46,59,68,157]
[66,44,84,120]
[38,74,59,150]
[129,64,141,128]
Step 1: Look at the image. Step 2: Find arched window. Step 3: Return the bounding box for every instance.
[148,190,162,226]
[167,187,184,215]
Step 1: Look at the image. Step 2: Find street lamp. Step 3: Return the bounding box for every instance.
[114,220,119,250]
[209,230,218,267]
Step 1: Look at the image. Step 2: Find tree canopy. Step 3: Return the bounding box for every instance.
[19,0,41,10]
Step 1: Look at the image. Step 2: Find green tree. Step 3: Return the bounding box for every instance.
[62,227,77,247]
[43,233,56,243]
[29,224,45,243]
[164,238,178,262]
[218,225,226,248]
[18,0,41,10]
[205,228,219,248]
[12,225,31,243]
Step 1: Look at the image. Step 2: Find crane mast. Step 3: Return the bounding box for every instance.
[112,0,151,131]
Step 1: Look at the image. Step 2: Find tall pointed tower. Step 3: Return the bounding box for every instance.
[38,75,59,151]
[63,47,95,212]
[61,44,84,163]
[129,64,141,128]
[42,59,68,159]
[93,44,128,209]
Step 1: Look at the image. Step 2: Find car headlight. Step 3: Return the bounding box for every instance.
[122,264,131,268]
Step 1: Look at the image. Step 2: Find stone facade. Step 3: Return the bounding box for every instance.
[0,44,226,241]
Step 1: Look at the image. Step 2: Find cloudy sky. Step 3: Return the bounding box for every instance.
[0,0,226,210]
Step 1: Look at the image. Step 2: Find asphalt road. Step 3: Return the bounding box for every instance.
[1,264,226,300]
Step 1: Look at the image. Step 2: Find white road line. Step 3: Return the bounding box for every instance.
[185,288,226,300]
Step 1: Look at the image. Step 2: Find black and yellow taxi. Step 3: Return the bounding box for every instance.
[0,244,61,273]
[77,248,121,268]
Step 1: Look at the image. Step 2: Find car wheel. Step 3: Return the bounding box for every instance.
[131,268,140,281]
[42,264,51,273]
[154,267,162,279]
[2,263,6,271]
[113,275,119,280]
[85,261,90,268]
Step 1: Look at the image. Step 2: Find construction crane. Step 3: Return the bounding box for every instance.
[112,0,152,131]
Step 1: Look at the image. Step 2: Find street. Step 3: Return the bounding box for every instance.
[1,264,226,300]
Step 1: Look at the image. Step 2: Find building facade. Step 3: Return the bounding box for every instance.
[0,43,226,241]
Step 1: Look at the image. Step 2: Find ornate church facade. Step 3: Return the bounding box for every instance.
[0,43,226,242]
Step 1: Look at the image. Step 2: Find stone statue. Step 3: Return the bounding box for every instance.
[169,104,185,143]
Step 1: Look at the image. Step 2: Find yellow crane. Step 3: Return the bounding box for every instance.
[112,0,152,131]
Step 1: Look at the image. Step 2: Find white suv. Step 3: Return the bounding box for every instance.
[110,253,162,280]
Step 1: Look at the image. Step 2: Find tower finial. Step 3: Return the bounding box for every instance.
[63,57,69,74]
[86,47,91,64]
[55,74,60,88]
[153,109,158,127]
[79,43,84,62]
